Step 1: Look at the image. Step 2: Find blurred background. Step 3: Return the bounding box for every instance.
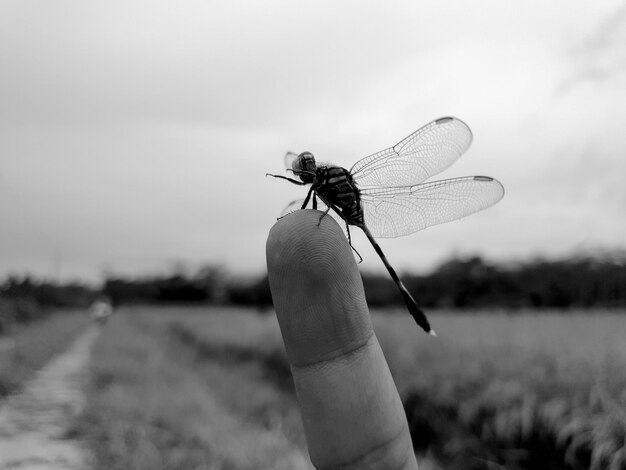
[1,1,625,469]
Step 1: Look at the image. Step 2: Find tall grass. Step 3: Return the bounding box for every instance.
[76,310,311,470]
[371,309,626,469]
[77,307,625,469]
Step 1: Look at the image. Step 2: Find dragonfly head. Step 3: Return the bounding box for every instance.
[293,151,317,183]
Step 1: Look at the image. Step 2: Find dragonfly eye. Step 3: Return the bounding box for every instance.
[293,151,317,183]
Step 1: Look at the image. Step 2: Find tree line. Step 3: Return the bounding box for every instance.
[1,253,624,332]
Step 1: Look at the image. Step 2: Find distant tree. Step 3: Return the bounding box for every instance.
[0,276,96,329]
[9,252,622,315]
[103,278,159,305]
[194,265,228,302]
[401,254,626,310]
[226,274,272,307]
[155,275,208,302]
[361,272,401,307]
[103,265,228,305]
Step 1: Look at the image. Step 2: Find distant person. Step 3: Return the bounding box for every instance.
[90,296,113,326]
[267,210,419,469]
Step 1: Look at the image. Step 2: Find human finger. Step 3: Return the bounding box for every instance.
[266,209,418,469]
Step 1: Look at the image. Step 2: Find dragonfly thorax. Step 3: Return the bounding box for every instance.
[314,166,366,229]
[293,151,317,183]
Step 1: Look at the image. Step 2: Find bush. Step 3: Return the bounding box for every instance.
[0,297,43,328]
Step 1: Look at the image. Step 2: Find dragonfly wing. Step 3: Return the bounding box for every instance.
[360,176,504,238]
[350,117,473,188]
[284,151,299,171]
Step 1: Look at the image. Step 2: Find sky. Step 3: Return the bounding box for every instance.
[1,0,625,284]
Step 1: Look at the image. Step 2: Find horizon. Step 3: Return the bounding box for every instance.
[3,245,625,288]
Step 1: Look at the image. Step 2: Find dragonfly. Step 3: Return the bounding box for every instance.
[268,117,504,336]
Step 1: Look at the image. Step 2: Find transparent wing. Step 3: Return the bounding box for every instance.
[284,151,299,171]
[360,176,504,238]
[350,117,473,188]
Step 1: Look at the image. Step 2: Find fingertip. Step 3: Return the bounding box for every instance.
[266,210,372,366]
[266,209,350,275]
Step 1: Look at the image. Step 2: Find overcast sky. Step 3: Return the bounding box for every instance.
[1,0,625,283]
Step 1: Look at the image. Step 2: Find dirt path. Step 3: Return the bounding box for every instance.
[0,325,100,470]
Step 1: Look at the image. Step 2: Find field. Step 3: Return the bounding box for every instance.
[74,306,626,470]
[0,310,92,397]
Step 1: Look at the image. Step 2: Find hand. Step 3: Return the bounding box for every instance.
[266,209,418,469]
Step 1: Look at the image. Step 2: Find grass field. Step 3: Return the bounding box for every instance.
[75,306,626,470]
[0,310,92,397]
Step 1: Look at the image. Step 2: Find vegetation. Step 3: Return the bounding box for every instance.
[0,280,94,397]
[0,310,91,397]
[1,277,96,309]
[2,253,624,323]
[75,309,310,470]
[99,253,626,309]
[2,252,624,467]
[404,255,626,309]
[75,307,626,470]
[373,310,626,470]
[0,277,96,335]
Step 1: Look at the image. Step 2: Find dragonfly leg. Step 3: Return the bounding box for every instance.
[317,200,363,262]
[301,187,315,209]
[316,197,347,227]
[312,193,318,210]
[317,207,331,227]
[266,173,306,185]
[344,224,363,263]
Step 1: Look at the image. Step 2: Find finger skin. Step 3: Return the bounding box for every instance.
[266,210,418,470]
